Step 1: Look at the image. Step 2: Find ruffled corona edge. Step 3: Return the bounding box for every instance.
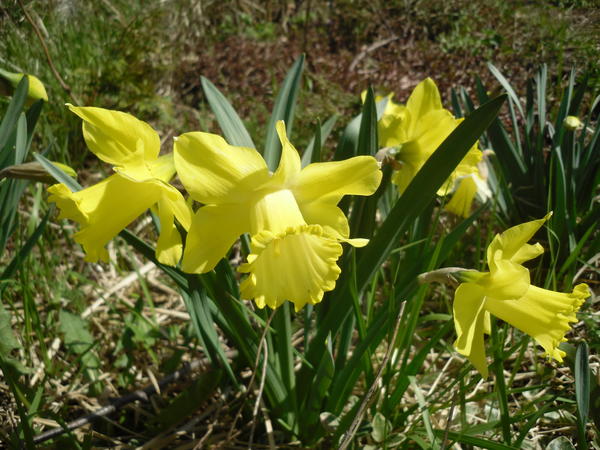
[239,224,343,311]
[486,283,590,362]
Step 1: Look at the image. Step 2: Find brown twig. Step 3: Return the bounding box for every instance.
[32,357,223,444]
[338,301,407,450]
[17,0,81,105]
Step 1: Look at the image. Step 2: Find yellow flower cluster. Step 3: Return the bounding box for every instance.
[375,78,490,217]
[48,107,382,311]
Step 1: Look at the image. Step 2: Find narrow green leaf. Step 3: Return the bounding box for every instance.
[1,209,49,280]
[14,114,27,165]
[302,114,338,167]
[487,63,524,118]
[34,153,82,192]
[201,76,255,148]
[0,77,29,151]
[263,55,305,170]
[182,277,238,386]
[575,341,590,427]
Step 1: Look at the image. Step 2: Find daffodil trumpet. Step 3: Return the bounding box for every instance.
[48,105,191,265]
[174,121,382,311]
[420,214,590,377]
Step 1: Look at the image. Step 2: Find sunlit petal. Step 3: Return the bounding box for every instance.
[48,174,163,262]
[271,121,301,186]
[486,284,589,361]
[67,104,159,168]
[453,283,489,378]
[181,204,250,273]
[174,132,269,204]
[294,155,382,205]
[486,213,551,269]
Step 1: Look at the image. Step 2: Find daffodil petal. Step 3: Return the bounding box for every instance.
[149,153,177,183]
[155,198,183,266]
[67,105,159,167]
[271,121,301,186]
[405,78,443,135]
[174,132,269,204]
[485,284,589,361]
[48,174,164,262]
[294,155,382,205]
[486,214,551,268]
[239,225,343,311]
[378,99,408,148]
[482,258,530,300]
[181,204,249,273]
[453,283,489,377]
[298,202,349,238]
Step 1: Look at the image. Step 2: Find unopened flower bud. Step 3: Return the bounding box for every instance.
[563,115,583,131]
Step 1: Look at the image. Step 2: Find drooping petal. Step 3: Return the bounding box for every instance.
[181,204,250,273]
[271,121,301,187]
[67,105,160,168]
[174,132,269,204]
[486,214,551,269]
[485,283,589,361]
[294,155,382,205]
[239,224,343,311]
[452,283,489,377]
[445,175,478,218]
[48,174,164,262]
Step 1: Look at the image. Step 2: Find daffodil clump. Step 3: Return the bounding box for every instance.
[376,78,490,217]
[450,214,590,377]
[49,107,382,312]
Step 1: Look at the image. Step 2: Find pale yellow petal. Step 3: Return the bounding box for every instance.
[445,175,478,218]
[453,283,489,378]
[481,258,530,300]
[485,283,589,361]
[294,155,382,205]
[486,213,551,269]
[155,198,183,266]
[174,132,269,204]
[271,121,301,186]
[249,189,306,235]
[298,201,349,239]
[67,105,159,167]
[48,174,163,262]
[405,78,443,136]
[181,204,249,273]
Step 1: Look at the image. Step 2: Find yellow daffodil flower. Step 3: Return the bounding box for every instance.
[376,78,487,215]
[0,68,48,101]
[452,214,590,377]
[174,121,382,311]
[48,105,191,265]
